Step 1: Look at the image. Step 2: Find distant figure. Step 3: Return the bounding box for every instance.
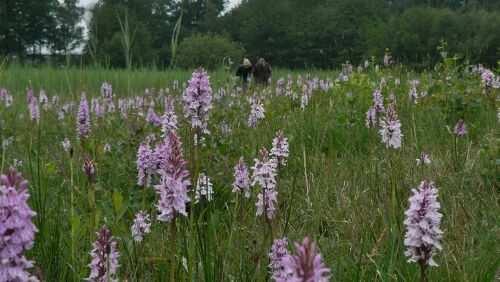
[236,58,253,91]
[253,58,272,86]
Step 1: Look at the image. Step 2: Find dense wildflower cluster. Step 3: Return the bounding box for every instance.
[280,237,331,282]
[269,238,290,281]
[404,181,443,267]
[232,157,251,198]
[252,148,278,220]
[155,131,190,222]
[131,211,151,242]
[379,101,403,149]
[270,130,289,167]
[194,173,214,204]
[77,93,91,139]
[183,68,213,134]
[0,168,38,282]
[87,226,120,282]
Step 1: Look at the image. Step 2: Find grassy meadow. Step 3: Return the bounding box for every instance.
[0,63,498,281]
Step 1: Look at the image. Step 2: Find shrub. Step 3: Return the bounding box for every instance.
[176,34,244,70]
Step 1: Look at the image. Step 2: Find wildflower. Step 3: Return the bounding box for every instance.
[480,68,495,88]
[366,89,385,129]
[62,138,72,153]
[77,93,91,139]
[26,87,34,104]
[51,95,59,107]
[0,89,13,107]
[300,83,312,110]
[0,88,6,101]
[155,131,190,222]
[269,238,290,281]
[395,78,401,87]
[384,49,392,66]
[0,168,38,282]
[404,181,443,267]
[232,157,251,198]
[365,107,377,128]
[248,97,265,128]
[106,100,116,113]
[453,119,467,137]
[379,102,403,149]
[39,90,49,111]
[104,143,111,153]
[194,173,214,204]
[100,82,113,100]
[131,211,151,242]
[183,68,213,134]
[83,158,96,183]
[276,78,286,96]
[416,152,431,166]
[118,98,129,119]
[91,98,104,118]
[135,96,144,109]
[280,237,331,282]
[146,106,161,126]
[372,89,385,113]
[2,136,14,149]
[12,159,23,168]
[252,148,278,220]
[219,121,232,136]
[408,80,419,104]
[137,141,154,187]
[270,130,290,166]
[28,96,40,123]
[161,96,178,137]
[87,225,120,282]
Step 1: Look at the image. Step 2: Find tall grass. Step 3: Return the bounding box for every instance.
[0,64,498,281]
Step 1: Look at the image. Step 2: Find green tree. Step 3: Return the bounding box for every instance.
[0,0,82,58]
[176,33,244,69]
[50,0,84,54]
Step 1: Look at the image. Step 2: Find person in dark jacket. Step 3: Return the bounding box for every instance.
[253,58,272,86]
[236,58,253,91]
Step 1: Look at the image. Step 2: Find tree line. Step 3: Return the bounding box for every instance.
[1,0,499,68]
[0,0,83,56]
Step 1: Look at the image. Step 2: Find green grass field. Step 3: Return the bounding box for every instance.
[0,63,498,281]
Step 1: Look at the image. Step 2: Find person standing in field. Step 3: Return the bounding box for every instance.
[236,58,253,91]
[253,58,272,86]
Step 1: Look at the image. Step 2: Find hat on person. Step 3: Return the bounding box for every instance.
[243,58,251,67]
